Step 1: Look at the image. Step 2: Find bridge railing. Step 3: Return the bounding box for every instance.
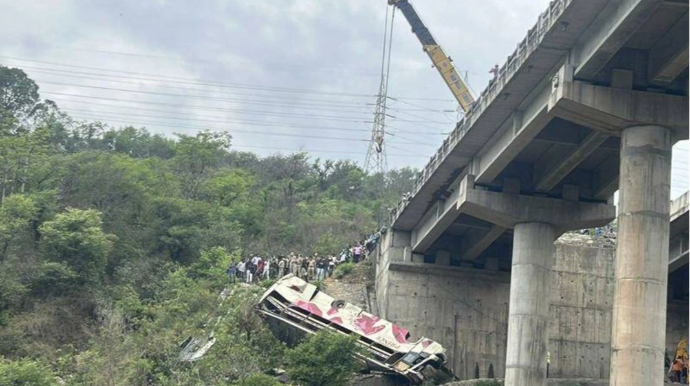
[391,0,571,224]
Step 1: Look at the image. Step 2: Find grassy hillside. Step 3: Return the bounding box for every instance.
[0,65,415,385]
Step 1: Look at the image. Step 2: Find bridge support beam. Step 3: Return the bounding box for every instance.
[451,175,615,386]
[610,125,673,386]
[505,222,554,386]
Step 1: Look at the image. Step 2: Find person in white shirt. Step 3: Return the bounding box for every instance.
[237,261,246,281]
[263,259,271,280]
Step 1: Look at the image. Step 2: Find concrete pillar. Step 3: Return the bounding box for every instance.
[505,222,555,386]
[610,125,673,386]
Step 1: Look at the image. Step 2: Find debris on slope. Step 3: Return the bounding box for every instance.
[558,228,617,249]
[323,261,376,312]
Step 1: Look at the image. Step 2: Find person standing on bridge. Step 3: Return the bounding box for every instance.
[489,64,499,80]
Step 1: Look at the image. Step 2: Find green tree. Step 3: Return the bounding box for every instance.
[39,208,115,284]
[0,67,55,201]
[202,169,253,207]
[0,66,39,126]
[101,126,175,159]
[189,246,235,279]
[173,130,232,199]
[0,194,37,259]
[0,358,56,386]
[286,331,362,386]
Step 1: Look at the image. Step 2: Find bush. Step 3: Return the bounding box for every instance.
[286,331,362,386]
[333,262,355,279]
[29,262,78,297]
[38,208,115,285]
[312,280,325,290]
[0,272,27,326]
[233,373,281,386]
[0,358,57,386]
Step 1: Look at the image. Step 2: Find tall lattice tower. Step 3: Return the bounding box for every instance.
[365,6,395,175]
[364,81,388,174]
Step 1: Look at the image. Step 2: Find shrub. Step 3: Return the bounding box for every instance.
[286,331,362,386]
[333,262,355,279]
[0,358,57,386]
[29,262,78,297]
[233,373,281,386]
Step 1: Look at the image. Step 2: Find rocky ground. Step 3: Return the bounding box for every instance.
[323,260,377,313]
[557,230,617,249]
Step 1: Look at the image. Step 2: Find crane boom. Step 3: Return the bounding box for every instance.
[389,0,474,112]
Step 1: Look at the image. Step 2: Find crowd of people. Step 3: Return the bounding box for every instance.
[225,229,386,284]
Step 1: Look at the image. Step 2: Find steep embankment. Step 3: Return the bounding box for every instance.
[323,260,378,314]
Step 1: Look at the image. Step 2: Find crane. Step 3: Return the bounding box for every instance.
[389,0,475,112]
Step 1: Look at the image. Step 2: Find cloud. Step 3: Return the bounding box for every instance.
[0,0,685,195]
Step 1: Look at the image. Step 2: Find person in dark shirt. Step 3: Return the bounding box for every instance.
[257,258,265,280]
[246,261,256,283]
[226,262,237,283]
[316,257,326,281]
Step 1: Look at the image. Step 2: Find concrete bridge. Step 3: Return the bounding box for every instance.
[669,191,689,275]
[378,1,688,385]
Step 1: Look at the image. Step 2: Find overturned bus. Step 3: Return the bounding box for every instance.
[256,274,452,384]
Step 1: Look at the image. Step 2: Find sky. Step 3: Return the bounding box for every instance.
[0,0,687,198]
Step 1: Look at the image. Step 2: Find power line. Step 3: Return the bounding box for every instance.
[29,66,450,114]
[25,67,374,109]
[67,112,434,147]
[6,43,383,76]
[1,56,377,98]
[47,93,368,117]
[68,113,370,143]
[56,100,374,133]
[39,81,452,126]
[61,105,373,134]
[387,96,457,113]
[44,93,449,135]
[43,91,365,117]
[38,81,377,121]
[230,144,429,159]
[1,55,453,102]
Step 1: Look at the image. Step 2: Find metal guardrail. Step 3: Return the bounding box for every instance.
[390,0,571,223]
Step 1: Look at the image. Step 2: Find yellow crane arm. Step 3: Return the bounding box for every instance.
[389,0,475,112]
